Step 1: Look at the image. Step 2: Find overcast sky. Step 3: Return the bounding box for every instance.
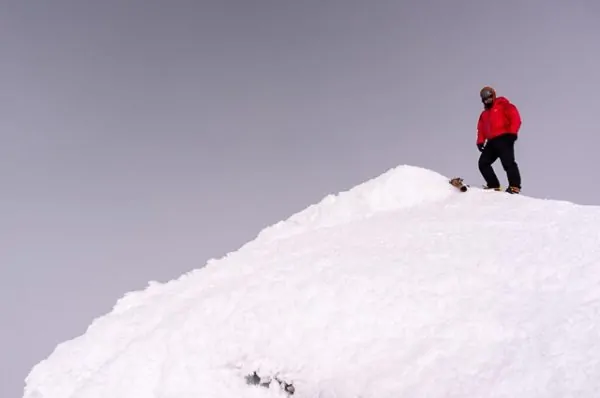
[2,1,600,396]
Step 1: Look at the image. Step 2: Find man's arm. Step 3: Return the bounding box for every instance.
[506,103,522,133]
[476,114,485,145]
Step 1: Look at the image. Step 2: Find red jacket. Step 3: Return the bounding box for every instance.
[476,96,521,145]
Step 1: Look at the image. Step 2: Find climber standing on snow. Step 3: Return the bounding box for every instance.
[476,86,522,194]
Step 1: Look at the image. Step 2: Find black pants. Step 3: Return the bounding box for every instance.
[478,133,521,188]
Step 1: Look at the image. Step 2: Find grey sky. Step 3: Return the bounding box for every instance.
[2,1,599,396]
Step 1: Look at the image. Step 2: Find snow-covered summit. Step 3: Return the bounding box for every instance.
[256,165,454,242]
[23,165,600,398]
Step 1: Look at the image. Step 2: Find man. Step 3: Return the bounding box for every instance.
[476,86,522,194]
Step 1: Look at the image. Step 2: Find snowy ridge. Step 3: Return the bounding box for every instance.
[255,165,454,242]
[22,165,600,398]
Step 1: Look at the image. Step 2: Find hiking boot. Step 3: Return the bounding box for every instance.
[506,186,520,194]
[483,185,502,191]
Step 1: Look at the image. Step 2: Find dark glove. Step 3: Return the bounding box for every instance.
[477,143,485,152]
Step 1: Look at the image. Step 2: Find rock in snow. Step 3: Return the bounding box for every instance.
[23,165,600,398]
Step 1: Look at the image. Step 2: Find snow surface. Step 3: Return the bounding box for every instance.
[23,165,600,398]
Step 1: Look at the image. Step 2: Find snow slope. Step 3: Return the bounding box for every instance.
[23,165,600,398]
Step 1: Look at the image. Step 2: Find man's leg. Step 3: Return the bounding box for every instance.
[497,134,521,189]
[478,143,500,188]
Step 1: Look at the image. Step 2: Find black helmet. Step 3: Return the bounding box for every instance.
[480,86,496,107]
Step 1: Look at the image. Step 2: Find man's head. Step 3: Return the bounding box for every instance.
[480,86,496,109]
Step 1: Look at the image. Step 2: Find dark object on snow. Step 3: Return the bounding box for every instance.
[449,177,468,192]
[245,371,295,395]
[245,372,263,386]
